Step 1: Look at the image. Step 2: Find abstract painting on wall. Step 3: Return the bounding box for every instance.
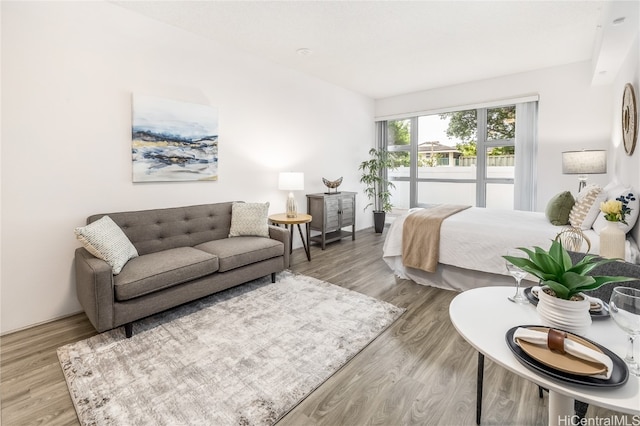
[132,95,219,182]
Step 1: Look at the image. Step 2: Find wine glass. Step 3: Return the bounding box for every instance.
[505,249,529,304]
[609,287,640,376]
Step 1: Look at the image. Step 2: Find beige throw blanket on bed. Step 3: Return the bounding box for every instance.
[402,204,471,273]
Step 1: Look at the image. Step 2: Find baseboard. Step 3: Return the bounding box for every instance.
[0,309,85,337]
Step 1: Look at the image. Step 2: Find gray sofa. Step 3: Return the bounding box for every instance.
[74,202,290,337]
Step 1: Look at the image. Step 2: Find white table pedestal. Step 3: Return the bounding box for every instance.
[548,390,574,426]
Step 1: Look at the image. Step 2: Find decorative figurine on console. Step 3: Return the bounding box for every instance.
[322,177,343,194]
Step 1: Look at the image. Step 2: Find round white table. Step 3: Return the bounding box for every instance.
[449,286,639,426]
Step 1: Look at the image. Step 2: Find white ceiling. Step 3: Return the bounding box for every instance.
[114,1,639,99]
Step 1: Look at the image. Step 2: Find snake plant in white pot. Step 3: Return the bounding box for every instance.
[503,240,634,334]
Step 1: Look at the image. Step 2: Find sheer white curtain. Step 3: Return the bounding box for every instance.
[375,121,386,150]
[514,101,538,211]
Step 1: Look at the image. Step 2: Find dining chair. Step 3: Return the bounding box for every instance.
[554,226,591,253]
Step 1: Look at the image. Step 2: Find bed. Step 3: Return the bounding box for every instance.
[382,206,640,292]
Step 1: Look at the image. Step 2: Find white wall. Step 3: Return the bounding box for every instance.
[375,61,614,209]
[1,2,375,333]
[609,33,640,243]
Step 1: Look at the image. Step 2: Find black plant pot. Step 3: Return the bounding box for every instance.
[373,211,386,233]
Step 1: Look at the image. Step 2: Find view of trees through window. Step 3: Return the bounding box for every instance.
[445,107,515,154]
[385,105,516,210]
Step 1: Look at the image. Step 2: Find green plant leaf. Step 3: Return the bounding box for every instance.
[516,246,536,258]
[570,257,620,275]
[503,255,540,277]
[502,255,555,281]
[530,251,563,277]
[560,272,595,293]
[581,276,637,292]
[548,240,565,268]
[568,254,601,274]
[550,240,573,271]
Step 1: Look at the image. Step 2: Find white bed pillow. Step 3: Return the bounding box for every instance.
[592,184,639,234]
[74,215,139,274]
[568,184,606,230]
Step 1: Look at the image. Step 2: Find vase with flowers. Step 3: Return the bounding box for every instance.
[599,193,636,259]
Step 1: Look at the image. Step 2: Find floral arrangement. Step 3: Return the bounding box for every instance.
[600,193,636,224]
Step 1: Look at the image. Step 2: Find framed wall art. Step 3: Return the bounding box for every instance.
[622,83,637,156]
[132,95,219,182]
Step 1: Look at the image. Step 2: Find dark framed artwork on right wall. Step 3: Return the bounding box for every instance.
[622,83,637,156]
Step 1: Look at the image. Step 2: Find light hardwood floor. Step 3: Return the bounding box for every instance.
[0,227,632,425]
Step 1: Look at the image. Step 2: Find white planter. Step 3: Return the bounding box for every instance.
[599,221,625,259]
[536,286,591,335]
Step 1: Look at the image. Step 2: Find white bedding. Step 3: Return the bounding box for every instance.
[382,207,640,290]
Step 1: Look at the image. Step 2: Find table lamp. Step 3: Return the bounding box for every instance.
[561,150,607,192]
[278,172,304,218]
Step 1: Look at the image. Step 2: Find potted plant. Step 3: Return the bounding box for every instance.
[359,148,396,233]
[504,240,634,333]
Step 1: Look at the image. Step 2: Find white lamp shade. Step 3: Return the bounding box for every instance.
[561,150,607,174]
[278,172,304,191]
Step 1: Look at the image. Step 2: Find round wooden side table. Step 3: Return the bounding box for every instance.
[268,213,312,261]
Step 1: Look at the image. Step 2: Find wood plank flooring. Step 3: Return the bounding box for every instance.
[0,227,632,425]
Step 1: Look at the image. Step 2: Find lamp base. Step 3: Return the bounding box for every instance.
[577,175,588,193]
[286,193,298,218]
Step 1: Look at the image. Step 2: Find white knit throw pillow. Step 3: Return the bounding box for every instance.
[229,202,270,238]
[569,185,606,230]
[75,215,138,275]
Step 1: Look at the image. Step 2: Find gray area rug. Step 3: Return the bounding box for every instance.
[58,271,404,425]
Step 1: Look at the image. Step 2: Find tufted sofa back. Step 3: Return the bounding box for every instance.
[87,202,236,256]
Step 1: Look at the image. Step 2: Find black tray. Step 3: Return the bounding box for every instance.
[523,287,610,319]
[506,325,628,388]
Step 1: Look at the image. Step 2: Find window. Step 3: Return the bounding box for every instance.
[380,101,537,212]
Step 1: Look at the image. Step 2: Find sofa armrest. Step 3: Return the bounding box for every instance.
[74,247,115,332]
[268,225,290,269]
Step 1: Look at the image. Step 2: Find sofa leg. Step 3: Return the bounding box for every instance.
[271,272,276,283]
[124,323,133,338]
